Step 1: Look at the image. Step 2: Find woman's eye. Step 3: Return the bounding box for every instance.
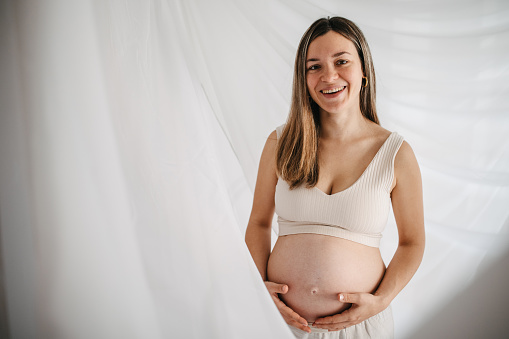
[336,60,347,65]
[307,64,320,71]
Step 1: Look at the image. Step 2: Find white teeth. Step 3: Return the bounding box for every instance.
[322,87,344,94]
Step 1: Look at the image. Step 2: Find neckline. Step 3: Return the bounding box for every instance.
[312,132,396,196]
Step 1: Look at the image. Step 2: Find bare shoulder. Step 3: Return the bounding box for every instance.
[395,141,418,167]
[267,129,278,142]
[368,123,392,142]
[394,140,421,185]
[258,129,278,178]
[262,130,278,157]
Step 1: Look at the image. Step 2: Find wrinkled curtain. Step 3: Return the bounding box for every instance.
[0,0,508,338]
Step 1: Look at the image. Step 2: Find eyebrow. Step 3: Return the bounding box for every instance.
[306,51,351,63]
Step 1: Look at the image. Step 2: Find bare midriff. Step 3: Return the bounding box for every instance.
[267,233,386,323]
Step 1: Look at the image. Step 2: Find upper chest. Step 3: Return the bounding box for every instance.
[315,134,391,195]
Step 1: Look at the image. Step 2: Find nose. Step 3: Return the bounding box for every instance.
[320,64,339,82]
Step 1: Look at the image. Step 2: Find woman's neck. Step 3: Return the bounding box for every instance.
[318,107,370,141]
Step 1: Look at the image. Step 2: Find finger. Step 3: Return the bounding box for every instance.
[315,310,362,330]
[276,302,311,333]
[313,311,351,326]
[290,321,311,333]
[283,314,311,333]
[313,316,351,330]
[274,299,308,326]
[283,315,311,333]
[313,314,339,325]
[338,292,360,304]
[264,281,289,294]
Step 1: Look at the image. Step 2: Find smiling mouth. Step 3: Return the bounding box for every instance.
[320,86,346,94]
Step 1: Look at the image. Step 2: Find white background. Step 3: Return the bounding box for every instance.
[1,0,508,338]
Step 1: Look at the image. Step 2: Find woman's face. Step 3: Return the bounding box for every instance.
[305,31,364,115]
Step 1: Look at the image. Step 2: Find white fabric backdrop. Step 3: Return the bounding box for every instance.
[1,0,508,338]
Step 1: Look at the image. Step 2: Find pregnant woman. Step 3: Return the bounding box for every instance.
[245,17,425,338]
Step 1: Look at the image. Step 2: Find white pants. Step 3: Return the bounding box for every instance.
[288,306,393,339]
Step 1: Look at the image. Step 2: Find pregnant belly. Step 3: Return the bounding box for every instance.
[267,234,386,323]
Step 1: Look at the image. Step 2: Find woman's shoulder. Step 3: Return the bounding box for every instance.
[264,128,279,150]
[275,123,286,140]
[395,139,416,165]
[367,123,407,144]
[368,124,412,163]
[267,130,278,144]
[369,122,391,137]
[389,131,418,178]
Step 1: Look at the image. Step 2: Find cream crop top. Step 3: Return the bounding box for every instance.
[274,124,404,248]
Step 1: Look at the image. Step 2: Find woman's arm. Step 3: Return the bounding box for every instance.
[245,130,278,279]
[313,141,425,330]
[245,130,311,333]
[373,140,425,306]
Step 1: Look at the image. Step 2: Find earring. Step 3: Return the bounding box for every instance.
[362,76,368,88]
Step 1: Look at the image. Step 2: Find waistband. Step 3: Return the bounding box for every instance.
[306,324,329,333]
[278,220,381,248]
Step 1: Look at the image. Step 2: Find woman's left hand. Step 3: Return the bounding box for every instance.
[312,293,386,331]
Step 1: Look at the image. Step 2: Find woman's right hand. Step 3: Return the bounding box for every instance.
[264,281,311,333]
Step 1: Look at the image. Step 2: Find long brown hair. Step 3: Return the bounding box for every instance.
[276,17,379,189]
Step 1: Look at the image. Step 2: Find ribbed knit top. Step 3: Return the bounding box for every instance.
[274,124,404,248]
